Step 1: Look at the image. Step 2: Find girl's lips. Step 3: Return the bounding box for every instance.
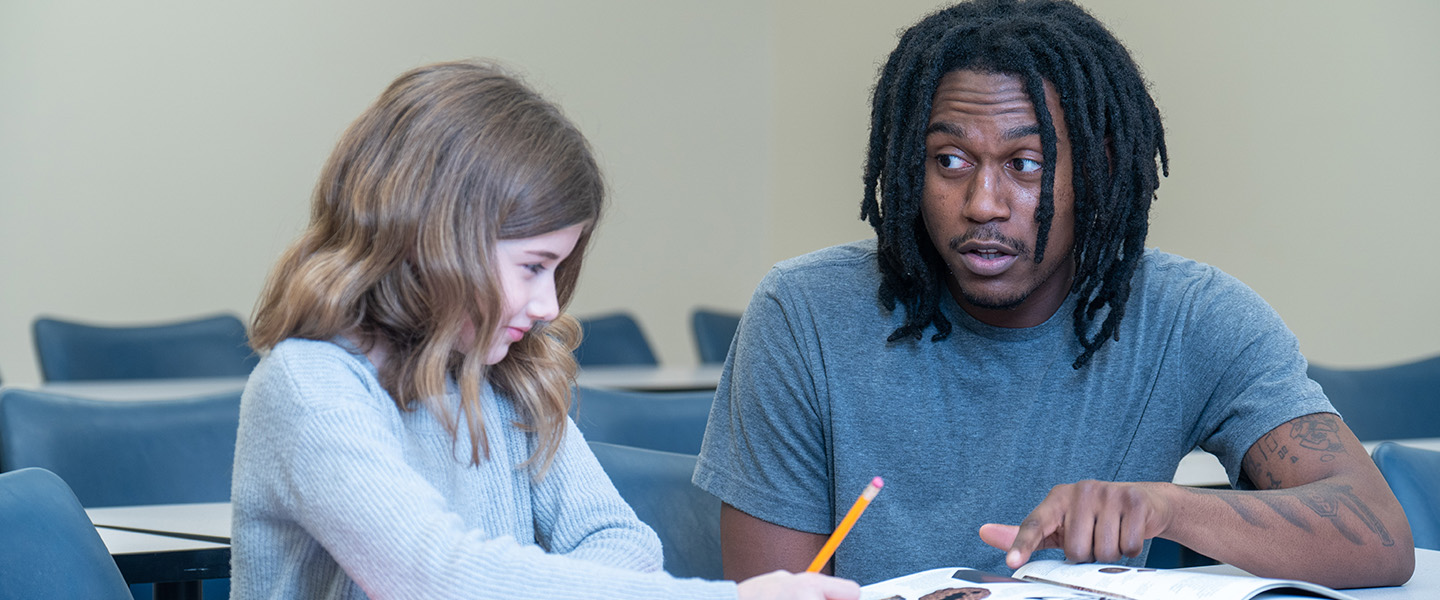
[506,327,527,342]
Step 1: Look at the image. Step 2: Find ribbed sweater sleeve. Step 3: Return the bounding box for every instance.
[231,338,737,600]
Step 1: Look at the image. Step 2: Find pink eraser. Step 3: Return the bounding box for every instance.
[871,476,884,489]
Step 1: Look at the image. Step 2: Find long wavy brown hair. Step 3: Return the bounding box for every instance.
[250,60,603,475]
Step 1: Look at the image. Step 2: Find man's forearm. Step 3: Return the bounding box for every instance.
[1162,477,1413,588]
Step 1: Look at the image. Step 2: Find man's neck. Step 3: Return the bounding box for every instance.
[950,259,1076,329]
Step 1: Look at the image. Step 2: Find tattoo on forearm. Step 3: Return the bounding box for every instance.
[1253,494,1313,533]
[1185,484,1393,546]
[1297,485,1395,547]
[1214,492,1266,527]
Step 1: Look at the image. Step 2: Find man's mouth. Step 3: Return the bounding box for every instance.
[953,239,1022,277]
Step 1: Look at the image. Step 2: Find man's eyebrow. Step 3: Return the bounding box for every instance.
[1002,124,1041,141]
[924,122,1042,141]
[925,122,965,138]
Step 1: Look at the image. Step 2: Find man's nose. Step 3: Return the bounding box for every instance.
[962,165,1010,223]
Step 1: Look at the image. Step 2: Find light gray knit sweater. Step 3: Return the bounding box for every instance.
[230,338,736,599]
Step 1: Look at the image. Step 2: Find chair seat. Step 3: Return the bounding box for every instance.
[570,387,713,455]
[1372,442,1440,551]
[1307,354,1440,441]
[0,468,133,599]
[587,442,720,580]
[33,313,258,382]
[574,313,658,367]
[691,308,741,365]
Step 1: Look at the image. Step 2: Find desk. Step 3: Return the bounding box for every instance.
[1185,547,1440,599]
[29,364,723,401]
[35,377,247,401]
[96,527,228,600]
[577,365,723,392]
[1174,438,1440,488]
[88,502,232,543]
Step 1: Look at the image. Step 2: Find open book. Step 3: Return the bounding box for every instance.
[860,560,1357,600]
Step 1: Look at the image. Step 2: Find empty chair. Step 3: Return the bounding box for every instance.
[587,441,720,580]
[33,313,258,382]
[574,312,658,367]
[0,388,241,598]
[0,467,133,599]
[1371,442,1440,551]
[570,387,713,455]
[1307,354,1440,441]
[691,308,741,365]
[0,388,242,507]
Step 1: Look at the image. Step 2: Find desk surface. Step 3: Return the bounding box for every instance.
[36,377,247,401]
[30,364,724,400]
[576,364,723,392]
[88,502,232,543]
[1186,547,1440,599]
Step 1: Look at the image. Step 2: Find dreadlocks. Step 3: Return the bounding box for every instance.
[860,0,1168,368]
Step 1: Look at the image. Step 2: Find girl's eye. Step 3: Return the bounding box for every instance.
[936,154,968,170]
[524,264,546,276]
[1009,158,1042,173]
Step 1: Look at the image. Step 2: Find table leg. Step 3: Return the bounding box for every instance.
[152,580,202,600]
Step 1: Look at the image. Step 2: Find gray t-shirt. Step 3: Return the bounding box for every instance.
[693,239,1333,585]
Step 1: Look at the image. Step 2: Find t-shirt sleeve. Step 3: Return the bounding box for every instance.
[693,266,836,534]
[1181,266,1334,489]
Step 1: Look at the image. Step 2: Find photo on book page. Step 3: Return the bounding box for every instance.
[861,566,1104,600]
[861,561,1359,600]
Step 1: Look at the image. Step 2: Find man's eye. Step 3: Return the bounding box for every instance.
[1009,158,1042,173]
[936,154,968,169]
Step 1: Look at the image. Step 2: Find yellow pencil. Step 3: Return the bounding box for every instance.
[806,476,884,573]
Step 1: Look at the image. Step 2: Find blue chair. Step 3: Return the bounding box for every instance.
[570,387,713,455]
[1307,354,1440,441]
[33,313,258,382]
[1371,442,1440,550]
[691,308,741,365]
[0,467,133,599]
[574,313,658,367]
[0,388,241,599]
[587,441,721,580]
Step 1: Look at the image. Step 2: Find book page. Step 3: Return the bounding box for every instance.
[1011,561,1356,600]
[861,566,1108,600]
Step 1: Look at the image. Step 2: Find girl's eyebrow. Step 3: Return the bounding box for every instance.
[526,250,561,260]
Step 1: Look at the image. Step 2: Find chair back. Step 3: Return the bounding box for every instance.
[0,468,132,599]
[1307,354,1440,441]
[570,387,713,455]
[0,388,241,507]
[691,309,741,365]
[587,441,721,580]
[33,313,258,382]
[575,312,658,366]
[1371,442,1440,550]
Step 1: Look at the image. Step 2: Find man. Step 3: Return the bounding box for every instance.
[692,0,1413,590]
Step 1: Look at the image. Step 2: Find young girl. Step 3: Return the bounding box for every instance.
[230,61,858,600]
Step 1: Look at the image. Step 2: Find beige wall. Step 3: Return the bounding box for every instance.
[1,1,1435,385]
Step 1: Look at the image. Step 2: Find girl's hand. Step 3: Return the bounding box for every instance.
[736,570,861,600]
